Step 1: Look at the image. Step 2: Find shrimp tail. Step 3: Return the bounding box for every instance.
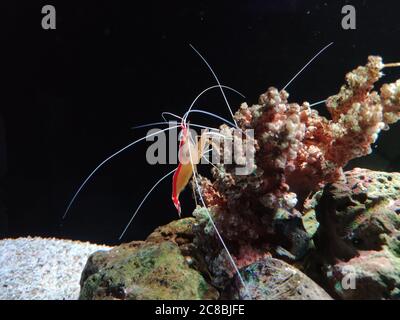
[172,161,191,217]
[172,194,182,217]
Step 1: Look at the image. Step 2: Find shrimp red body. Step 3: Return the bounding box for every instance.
[172,123,208,216]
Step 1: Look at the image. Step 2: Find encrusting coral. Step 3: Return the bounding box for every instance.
[193,56,400,288]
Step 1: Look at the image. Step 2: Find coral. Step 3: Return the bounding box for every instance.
[193,56,400,288]
[313,168,400,299]
[79,218,219,300]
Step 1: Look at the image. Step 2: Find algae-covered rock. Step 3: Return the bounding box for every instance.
[146,218,195,245]
[314,168,400,299]
[325,247,400,299]
[78,168,400,300]
[79,218,219,300]
[226,257,332,300]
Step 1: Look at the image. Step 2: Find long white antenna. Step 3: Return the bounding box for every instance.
[131,121,220,132]
[187,134,251,299]
[183,84,245,125]
[309,99,327,107]
[189,44,239,127]
[119,168,177,240]
[63,125,180,219]
[185,109,237,128]
[282,42,334,91]
[161,112,182,122]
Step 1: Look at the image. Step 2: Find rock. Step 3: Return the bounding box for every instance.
[79,218,219,300]
[314,168,400,299]
[226,257,332,300]
[146,218,195,245]
[325,248,400,299]
[271,210,311,261]
[193,205,311,291]
[146,218,212,278]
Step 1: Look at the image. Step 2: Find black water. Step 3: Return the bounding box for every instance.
[2,0,400,245]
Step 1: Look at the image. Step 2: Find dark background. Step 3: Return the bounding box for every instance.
[1,0,400,245]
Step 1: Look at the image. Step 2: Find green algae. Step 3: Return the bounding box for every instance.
[79,217,219,302]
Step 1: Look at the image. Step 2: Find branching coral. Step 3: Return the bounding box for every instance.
[193,56,400,288]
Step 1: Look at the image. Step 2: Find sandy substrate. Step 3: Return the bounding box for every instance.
[0,237,111,300]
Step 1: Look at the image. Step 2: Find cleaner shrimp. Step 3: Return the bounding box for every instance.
[63,42,335,298]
